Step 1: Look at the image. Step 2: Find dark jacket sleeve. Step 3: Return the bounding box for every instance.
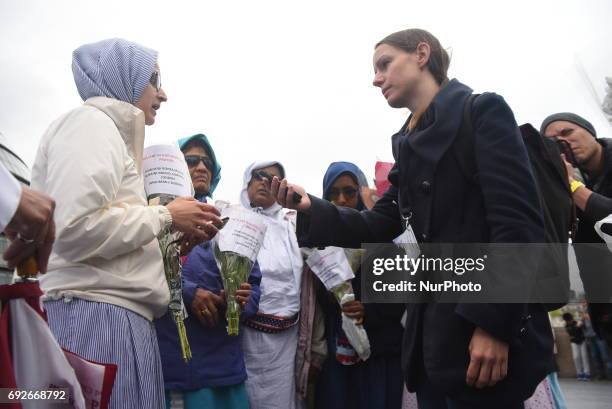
[297,180,403,248]
[584,192,612,224]
[182,250,202,310]
[455,93,545,344]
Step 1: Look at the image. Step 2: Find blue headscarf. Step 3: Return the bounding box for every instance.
[72,38,158,104]
[177,134,221,199]
[322,161,368,211]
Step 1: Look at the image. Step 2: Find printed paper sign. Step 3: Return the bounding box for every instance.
[306,247,355,290]
[216,205,267,262]
[142,145,192,198]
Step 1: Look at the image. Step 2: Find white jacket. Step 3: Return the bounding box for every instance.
[31,97,171,321]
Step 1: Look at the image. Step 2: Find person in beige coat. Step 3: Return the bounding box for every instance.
[31,38,223,409]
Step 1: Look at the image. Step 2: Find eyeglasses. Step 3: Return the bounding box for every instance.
[251,170,278,182]
[328,186,358,200]
[150,71,162,92]
[184,155,214,171]
[251,169,303,203]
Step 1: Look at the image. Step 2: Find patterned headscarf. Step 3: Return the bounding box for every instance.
[72,38,158,104]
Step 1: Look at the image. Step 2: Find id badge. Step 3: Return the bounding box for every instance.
[393,223,420,259]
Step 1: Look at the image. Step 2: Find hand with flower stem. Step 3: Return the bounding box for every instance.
[192,283,252,328]
[234,282,252,310]
[342,300,365,325]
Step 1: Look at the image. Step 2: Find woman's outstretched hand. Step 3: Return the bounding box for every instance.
[271,177,311,213]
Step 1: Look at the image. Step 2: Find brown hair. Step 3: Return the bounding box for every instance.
[376,28,450,85]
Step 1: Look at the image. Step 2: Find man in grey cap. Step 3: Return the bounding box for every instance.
[541,112,612,349]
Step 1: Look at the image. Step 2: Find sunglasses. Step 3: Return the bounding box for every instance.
[185,155,214,172]
[328,186,358,200]
[150,71,162,92]
[251,169,278,182]
[251,169,303,203]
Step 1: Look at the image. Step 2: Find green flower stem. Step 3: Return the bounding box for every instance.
[214,245,251,336]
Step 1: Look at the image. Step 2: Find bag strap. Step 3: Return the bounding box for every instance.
[452,94,479,185]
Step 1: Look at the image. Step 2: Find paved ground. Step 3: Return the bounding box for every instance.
[559,378,612,409]
[169,378,611,409]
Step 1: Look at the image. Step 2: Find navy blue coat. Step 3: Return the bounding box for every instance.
[297,79,554,406]
[155,242,261,390]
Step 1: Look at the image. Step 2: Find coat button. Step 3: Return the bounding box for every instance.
[421,180,431,194]
[421,233,428,241]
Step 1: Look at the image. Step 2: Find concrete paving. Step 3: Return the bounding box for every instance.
[559,378,612,409]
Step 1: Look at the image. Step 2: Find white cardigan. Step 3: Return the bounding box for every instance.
[31,97,171,321]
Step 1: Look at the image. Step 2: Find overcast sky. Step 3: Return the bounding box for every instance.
[1,0,611,202]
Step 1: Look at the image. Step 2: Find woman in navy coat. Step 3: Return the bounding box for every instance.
[272,29,554,409]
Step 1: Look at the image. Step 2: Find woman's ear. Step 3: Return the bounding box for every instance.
[415,42,431,69]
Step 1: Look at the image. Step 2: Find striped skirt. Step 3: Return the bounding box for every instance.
[44,298,165,409]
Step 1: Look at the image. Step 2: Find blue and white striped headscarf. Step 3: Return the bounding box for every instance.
[72,38,158,104]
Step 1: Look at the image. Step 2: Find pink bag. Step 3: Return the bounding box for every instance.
[375,161,394,197]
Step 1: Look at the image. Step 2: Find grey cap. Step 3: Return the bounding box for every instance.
[540,112,597,138]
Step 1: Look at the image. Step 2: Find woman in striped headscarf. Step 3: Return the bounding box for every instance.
[31,38,223,409]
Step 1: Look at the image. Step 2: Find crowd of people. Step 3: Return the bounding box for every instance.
[1,28,612,409]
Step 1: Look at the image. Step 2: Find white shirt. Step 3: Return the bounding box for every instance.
[254,203,303,317]
[0,162,22,232]
[239,161,303,317]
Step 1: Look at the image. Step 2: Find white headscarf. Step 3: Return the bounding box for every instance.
[240,161,303,316]
[240,161,285,211]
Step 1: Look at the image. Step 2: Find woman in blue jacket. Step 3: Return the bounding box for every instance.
[155,134,261,409]
[273,29,553,409]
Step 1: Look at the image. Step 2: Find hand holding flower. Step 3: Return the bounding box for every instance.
[234,282,252,310]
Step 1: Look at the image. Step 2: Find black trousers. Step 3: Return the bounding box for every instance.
[415,374,524,409]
